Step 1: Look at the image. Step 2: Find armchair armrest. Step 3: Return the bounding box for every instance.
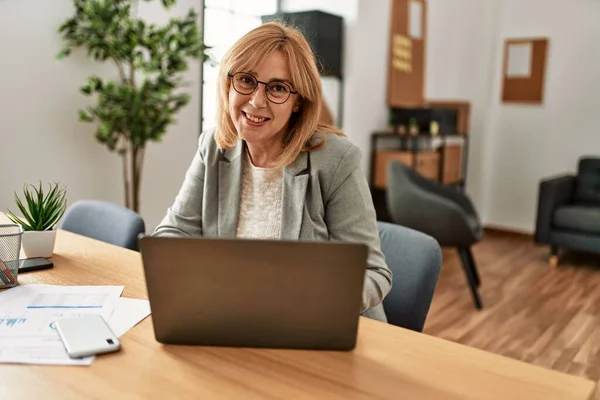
[534,174,576,244]
[410,168,479,219]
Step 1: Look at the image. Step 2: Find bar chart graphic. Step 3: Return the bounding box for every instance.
[0,317,27,327]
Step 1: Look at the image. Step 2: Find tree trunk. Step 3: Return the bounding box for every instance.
[130,145,145,213]
[121,139,144,213]
[122,149,131,210]
[131,146,138,212]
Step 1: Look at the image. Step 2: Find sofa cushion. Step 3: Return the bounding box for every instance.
[574,158,600,205]
[553,205,600,235]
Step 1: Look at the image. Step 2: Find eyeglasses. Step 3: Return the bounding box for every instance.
[228,72,298,104]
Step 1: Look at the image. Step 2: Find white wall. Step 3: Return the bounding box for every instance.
[0,0,202,232]
[424,0,600,233]
[425,0,499,224]
[483,0,600,232]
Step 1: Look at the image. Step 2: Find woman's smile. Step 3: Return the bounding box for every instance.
[242,111,271,127]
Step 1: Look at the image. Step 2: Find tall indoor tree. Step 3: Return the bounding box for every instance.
[57,0,211,212]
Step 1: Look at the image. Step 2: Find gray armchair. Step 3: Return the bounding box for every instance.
[60,200,146,251]
[386,161,484,309]
[378,221,442,331]
[535,156,600,265]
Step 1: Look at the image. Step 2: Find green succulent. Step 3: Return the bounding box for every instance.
[6,182,68,231]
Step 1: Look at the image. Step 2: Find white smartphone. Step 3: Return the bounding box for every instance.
[55,314,121,358]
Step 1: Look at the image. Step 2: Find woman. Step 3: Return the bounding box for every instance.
[153,21,392,322]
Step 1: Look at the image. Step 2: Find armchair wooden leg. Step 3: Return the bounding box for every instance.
[457,247,483,310]
[549,245,559,268]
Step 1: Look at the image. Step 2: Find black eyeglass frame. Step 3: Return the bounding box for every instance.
[227,72,299,104]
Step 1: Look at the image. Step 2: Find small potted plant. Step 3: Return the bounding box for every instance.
[5,182,67,258]
[409,118,420,136]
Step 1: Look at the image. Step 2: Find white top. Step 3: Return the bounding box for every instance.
[235,149,284,240]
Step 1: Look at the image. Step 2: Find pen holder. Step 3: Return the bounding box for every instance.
[0,224,23,289]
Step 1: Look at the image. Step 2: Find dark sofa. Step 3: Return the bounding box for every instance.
[534,157,600,266]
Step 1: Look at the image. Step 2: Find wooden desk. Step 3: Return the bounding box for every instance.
[0,229,597,399]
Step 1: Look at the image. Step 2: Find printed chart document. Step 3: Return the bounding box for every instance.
[0,285,124,365]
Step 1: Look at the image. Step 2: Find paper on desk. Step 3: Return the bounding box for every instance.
[0,297,151,365]
[108,297,151,337]
[0,284,124,365]
[0,284,123,320]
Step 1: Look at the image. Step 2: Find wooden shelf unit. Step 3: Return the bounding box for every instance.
[369,133,468,188]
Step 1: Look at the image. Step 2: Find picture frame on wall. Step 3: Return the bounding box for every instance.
[501,37,549,104]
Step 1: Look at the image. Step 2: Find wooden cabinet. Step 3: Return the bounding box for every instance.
[370,133,467,190]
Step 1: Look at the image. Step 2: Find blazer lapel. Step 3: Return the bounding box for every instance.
[281,151,309,240]
[218,140,243,238]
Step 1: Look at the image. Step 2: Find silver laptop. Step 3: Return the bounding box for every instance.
[138,236,368,351]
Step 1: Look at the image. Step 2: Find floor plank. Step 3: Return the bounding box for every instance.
[423,230,600,393]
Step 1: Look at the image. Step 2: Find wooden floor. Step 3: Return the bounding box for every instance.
[424,230,600,398]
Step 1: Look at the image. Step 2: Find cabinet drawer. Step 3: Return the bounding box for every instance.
[416,152,439,180]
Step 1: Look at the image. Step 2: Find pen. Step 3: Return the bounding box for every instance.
[0,258,9,284]
[0,270,8,285]
[0,268,10,285]
[0,258,16,285]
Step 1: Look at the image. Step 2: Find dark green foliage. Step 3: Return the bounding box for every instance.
[57,0,212,210]
[58,0,210,152]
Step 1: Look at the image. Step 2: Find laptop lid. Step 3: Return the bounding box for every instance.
[139,236,368,351]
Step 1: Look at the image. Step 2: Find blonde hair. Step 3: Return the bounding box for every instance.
[214,21,344,167]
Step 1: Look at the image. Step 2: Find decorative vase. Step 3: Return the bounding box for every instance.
[430,121,440,136]
[21,230,57,258]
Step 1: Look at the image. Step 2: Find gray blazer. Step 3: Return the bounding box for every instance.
[153,129,393,322]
